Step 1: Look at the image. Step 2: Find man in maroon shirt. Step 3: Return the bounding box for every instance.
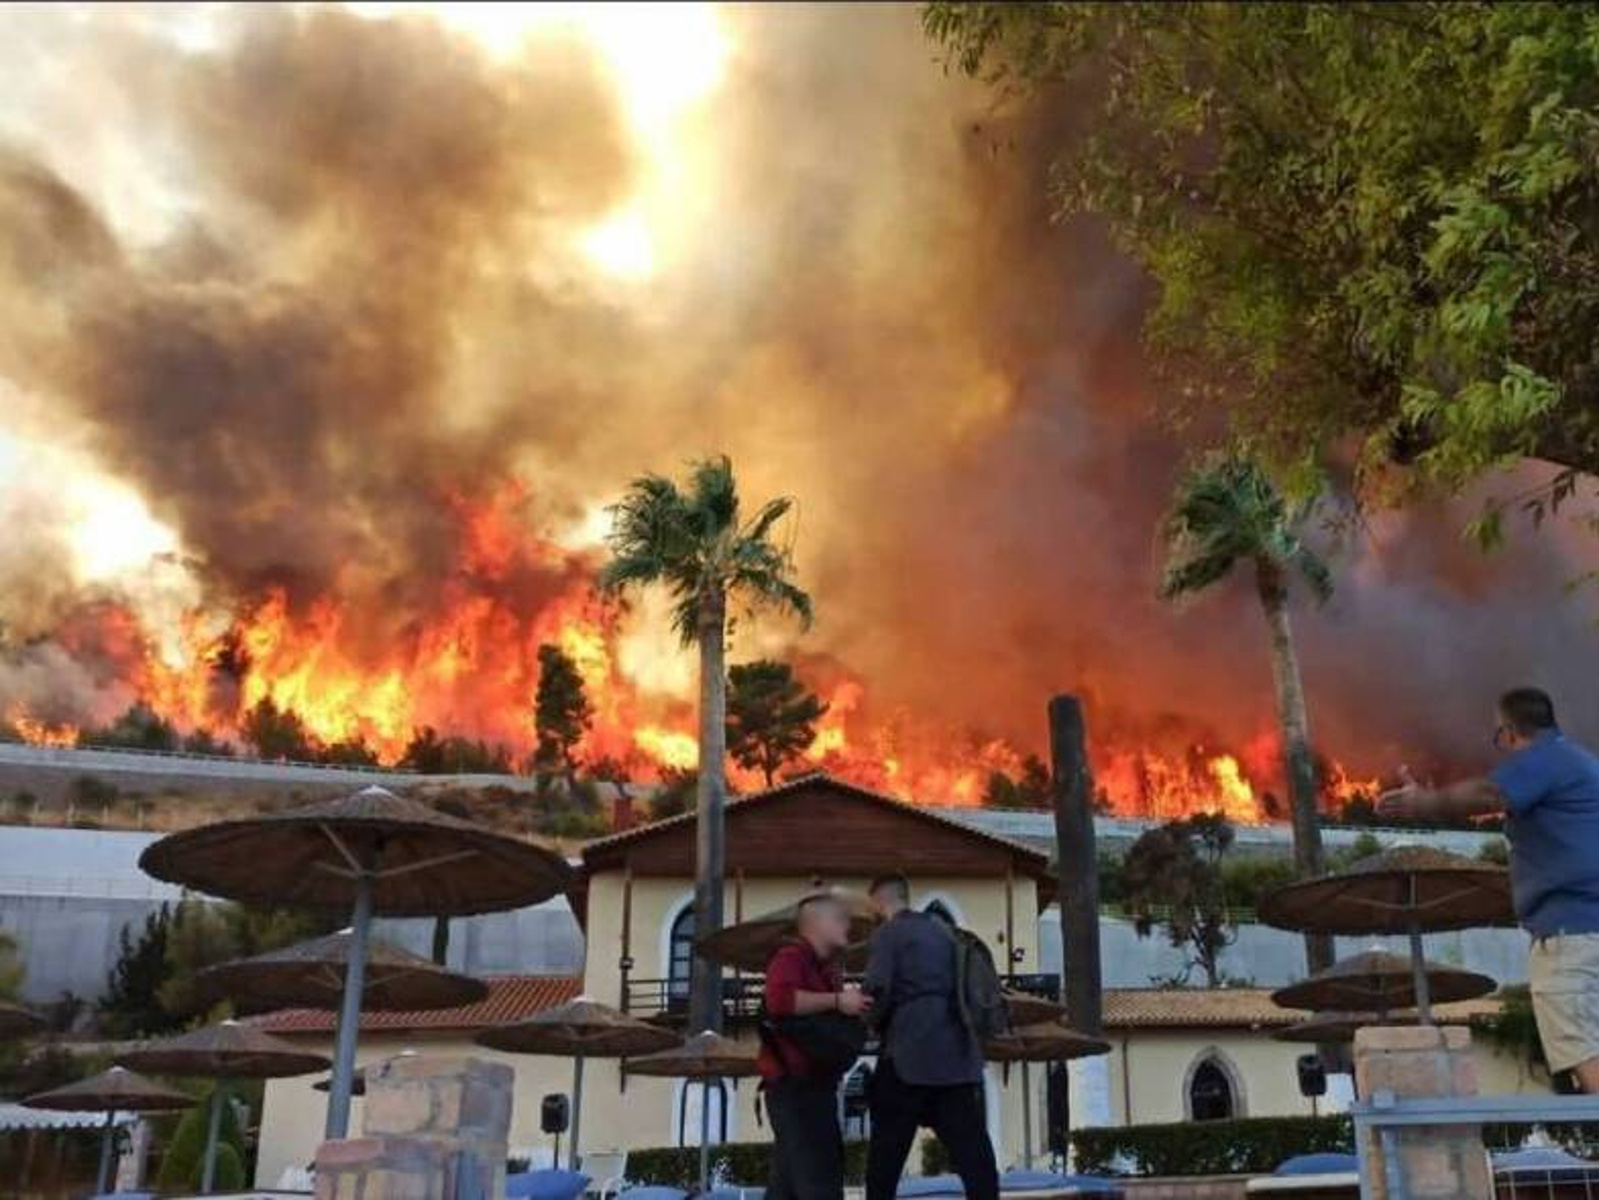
[761,892,871,1200]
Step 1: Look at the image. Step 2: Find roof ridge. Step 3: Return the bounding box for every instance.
[580,770,1050,865]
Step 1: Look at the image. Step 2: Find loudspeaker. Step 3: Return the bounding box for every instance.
[541,1093,570,1135]
[1045,1063,1070,1156]
[1296,1054,1327,1099]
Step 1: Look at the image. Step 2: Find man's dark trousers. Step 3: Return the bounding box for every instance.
[866,1056,999,1200]
[766,1075,844,1200]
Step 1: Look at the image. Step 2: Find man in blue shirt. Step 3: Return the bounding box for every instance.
[1379,687,1599,1092]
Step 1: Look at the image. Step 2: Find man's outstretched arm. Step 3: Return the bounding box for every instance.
[1377,772,1507,823]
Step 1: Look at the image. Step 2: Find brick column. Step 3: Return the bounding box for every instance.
[1353,1025,1491,1200]
[315,1054,514,1200]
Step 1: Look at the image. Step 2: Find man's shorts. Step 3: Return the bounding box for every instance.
[1529,932,1599,1073]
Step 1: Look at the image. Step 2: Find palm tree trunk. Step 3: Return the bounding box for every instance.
[1255,561,1335,974]
[689,586,728,1033]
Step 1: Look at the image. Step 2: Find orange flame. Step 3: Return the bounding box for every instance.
[17,486,1379,822]
[8,706,82,749]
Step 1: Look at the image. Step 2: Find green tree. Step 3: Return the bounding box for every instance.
[1160,454,1334,971]
[601,456,812,1031]
[157,1085,246,1190]
[400,726,511,774]
[0,930,22,1001]
[725,660,828,787]
[925,3,1599,529]
[98,906,179,1038]
[983,754,1052,810]
[90,702,179,752]
[534,643,593,785]
[651,768,698,821]
[180,727,234,756]
[1122,814,1237,988]
[321,737,380,767]
[240,697,316,761]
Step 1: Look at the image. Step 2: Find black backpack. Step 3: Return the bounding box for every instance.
[942,924,1011,1041]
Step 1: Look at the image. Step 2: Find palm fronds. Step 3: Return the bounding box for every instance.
[1159,453,1332,604]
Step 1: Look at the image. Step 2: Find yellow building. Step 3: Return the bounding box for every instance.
[253,775,1542,1187]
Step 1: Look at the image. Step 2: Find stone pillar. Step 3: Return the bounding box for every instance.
[1353,1025,1492,1200]
[314,1054,514,1200]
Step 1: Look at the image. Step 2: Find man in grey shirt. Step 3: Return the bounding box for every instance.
[863,874,999,1200]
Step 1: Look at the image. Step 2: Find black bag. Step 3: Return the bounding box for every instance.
[943,923,1011,1041]
[768,1011,867,1079]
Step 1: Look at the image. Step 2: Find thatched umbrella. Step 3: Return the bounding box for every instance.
[477,996,681,1170]
[626,1031,760,1191]
[1258,846,1512,1021]
[694,888,881,972]
[0,1001,44,1041]
[193,930,489,1014]
[139,785,575,1138]
[24,1066,194,1193]
[118,1019,330,1193]
[985,1022,1112,1169]
[1003,989,1068,1027]
[1271,1010,1467,1044]
[1271,949,1496,1018]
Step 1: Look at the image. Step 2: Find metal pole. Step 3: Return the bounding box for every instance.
[570,1055,586,1171]
[326,871,374,1139]
[1021,1060,1034,1169]
[97,1110,115,1194]
[201,1082,225,1192]
[699,1077,712,1192]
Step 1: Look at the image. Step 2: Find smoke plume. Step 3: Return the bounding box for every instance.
[0,3,1593,798]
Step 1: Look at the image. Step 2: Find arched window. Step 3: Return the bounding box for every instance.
[667,905,695,1005]
[1187,1057,1237,1122]
[676,1078,729,1146]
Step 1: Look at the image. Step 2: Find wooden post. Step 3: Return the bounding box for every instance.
[619,865,634,1096]
[1004,862,1016,971]
[1049,695,1102,1036]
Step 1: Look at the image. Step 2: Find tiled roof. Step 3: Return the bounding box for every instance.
[257,975,581,1035]
[1101,987,1501,1030]
[582,771,1049,869]
[257,977,1501,1037]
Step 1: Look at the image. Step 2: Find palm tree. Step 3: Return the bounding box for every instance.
[1159,454,1335,973]
[600,456,813,1031]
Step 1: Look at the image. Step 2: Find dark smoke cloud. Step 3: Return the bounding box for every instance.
[0,3,1594,774]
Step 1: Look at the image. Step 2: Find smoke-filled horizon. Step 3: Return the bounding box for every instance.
[0,3,1594,809]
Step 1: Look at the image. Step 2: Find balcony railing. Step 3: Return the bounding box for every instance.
[622,972,1062,1025]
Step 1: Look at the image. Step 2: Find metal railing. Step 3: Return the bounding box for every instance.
[622,972,1062,1024]
[0,737,418,774]
[1352,1090,1599,1198]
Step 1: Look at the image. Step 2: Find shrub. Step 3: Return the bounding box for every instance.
[627,1141,868,1186]
[1070,1115,1352,1176]
[157,1088,246,1189]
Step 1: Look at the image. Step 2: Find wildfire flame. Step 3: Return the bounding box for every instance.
[0,488,1381,823]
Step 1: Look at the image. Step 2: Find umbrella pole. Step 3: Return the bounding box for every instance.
[201,1081,225,1193]
[1407,876,1433,1024]
[699,1077,711,1193]
[1021,1060,1033,1170]
[570,1054,585,1171]
[326,870,375,1139]
[97,1110,115,1194]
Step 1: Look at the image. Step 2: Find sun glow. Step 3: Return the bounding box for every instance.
[349,2,731,282]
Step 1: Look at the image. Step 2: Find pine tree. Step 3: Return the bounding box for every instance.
[533,643,592,785]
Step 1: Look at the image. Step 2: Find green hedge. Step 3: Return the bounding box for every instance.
[628,1141,868,1186]
[1069,1115,1352,1176]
